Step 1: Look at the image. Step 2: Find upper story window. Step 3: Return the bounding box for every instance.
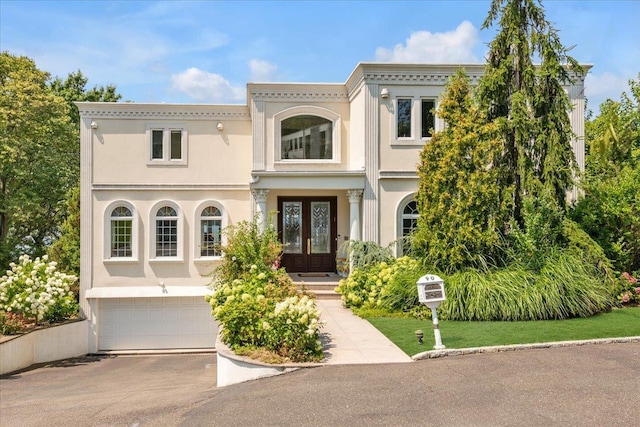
[281,116,333,160]
[397,98,412,138]
[147,125,187,165]
[198,205,223,258]
[391,95,438,145]
[103,201,138,263]
[421,99,436,138]
[274,106,341,164]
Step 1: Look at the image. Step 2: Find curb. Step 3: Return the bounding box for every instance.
[412,336,640,360]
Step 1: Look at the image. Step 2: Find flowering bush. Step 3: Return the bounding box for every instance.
[0,311,30,335]
[336,256,427,317]
[206,219,323,363]
[617,272,640,306]
[0,255,78,325]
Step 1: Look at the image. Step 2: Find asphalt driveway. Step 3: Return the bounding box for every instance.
[1,342,639,426]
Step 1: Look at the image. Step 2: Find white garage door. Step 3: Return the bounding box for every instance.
[98,297,217,350]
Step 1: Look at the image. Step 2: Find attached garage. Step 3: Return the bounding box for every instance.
[86,287,218,351]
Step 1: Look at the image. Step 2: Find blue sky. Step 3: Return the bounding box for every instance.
[1,0,638,112]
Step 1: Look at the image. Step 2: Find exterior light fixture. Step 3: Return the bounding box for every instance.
[90,121,99,129]
[216,122,224,131]
[380,88,389,99]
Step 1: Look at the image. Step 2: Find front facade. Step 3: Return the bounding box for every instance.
[78,63,588,352]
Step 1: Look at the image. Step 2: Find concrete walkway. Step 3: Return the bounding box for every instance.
[315,299,413,364]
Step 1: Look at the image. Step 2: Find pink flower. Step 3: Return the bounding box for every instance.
[635,287,640,295]
[621,292,631,303]
[622,272,637,284]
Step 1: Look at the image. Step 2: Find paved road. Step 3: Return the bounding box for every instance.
[1,343,639,426]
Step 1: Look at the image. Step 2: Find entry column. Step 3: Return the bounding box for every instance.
[347,189,363,241]
[252,189,269,232]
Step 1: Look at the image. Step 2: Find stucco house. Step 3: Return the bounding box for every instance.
[77,62,588,352]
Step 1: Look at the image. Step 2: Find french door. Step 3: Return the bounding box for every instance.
[278,197,337,273]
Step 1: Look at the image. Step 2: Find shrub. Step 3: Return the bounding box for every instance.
[207,220,323,363]
[439,251,615,321]
[615,272,640,306]
[336,256,429,318]
[0,254,78,324]
[0,311,30,335]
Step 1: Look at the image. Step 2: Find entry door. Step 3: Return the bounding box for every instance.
[278,197,337,273]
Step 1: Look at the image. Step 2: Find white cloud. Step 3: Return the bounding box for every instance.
[171,68,244,103]
[584,72,630,106]
[249,59,278,82]
[375,21,480,63]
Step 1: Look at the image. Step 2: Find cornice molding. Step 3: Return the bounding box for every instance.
[92,183,250,191]
[249,84,348,102]
[76,103,251,121]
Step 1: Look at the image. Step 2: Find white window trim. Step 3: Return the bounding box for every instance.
[396,194,418,257]
[103,200,139,264]
[149,200,184,262]
[194,200,227,263]
[274,106,341,164]
[146,124,188,166]
[390,93,441,146]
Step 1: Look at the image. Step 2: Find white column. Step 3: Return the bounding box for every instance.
[347,189,363,242]
[252,189,269,232]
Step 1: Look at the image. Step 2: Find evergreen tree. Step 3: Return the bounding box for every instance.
[415,69,507,272]
[477,0,582,228]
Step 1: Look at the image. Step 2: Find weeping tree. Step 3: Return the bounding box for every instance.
[415,0,587,272]
[477,0,583,230]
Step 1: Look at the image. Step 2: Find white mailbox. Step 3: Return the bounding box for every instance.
[417,274,446,304]
[416,274,446,350]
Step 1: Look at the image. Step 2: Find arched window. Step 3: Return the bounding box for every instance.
[155,205,178,258]
[110,206,133,258]
[199,206,223,257]
[398,198,419,256]
[281,115,332,160]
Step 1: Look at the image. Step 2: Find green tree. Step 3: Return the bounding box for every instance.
[47,186,80,275]
[414,69,507,272]
[50,70,121,127]
[477,0,582,228]
[46,70,121,274]
[571,73,640,272]
[0,52,76,268]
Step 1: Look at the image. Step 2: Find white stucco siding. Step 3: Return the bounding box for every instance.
[91,189,251,289]
[378,179,420,250]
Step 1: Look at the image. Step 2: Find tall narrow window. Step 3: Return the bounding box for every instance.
[110,206,132,257]
[200,206,222,257]
[421,99,435,138]
[170,130,182,160]
[151,130,164,159]
[155,206,178,257]
[397,98,412,138]
[400,200,419,255]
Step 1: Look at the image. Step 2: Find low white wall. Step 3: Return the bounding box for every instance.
[0,319,88,375]
[215,335,320,387]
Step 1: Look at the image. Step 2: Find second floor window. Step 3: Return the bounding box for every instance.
[148,126,187,165]
[281,115,333,160]
[421,99,436,138]
[397,98,412,138]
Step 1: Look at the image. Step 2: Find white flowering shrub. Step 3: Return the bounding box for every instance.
[265,295,323,360]
[0,254,78,323]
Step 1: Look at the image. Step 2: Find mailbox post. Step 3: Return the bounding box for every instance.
[417,274,446,350]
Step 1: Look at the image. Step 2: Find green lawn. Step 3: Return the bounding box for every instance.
[367,307,640,356]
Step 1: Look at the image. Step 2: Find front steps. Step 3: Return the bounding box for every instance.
[289,273,343,300]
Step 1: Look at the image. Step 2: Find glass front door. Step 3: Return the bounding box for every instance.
[278,197,337,272]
